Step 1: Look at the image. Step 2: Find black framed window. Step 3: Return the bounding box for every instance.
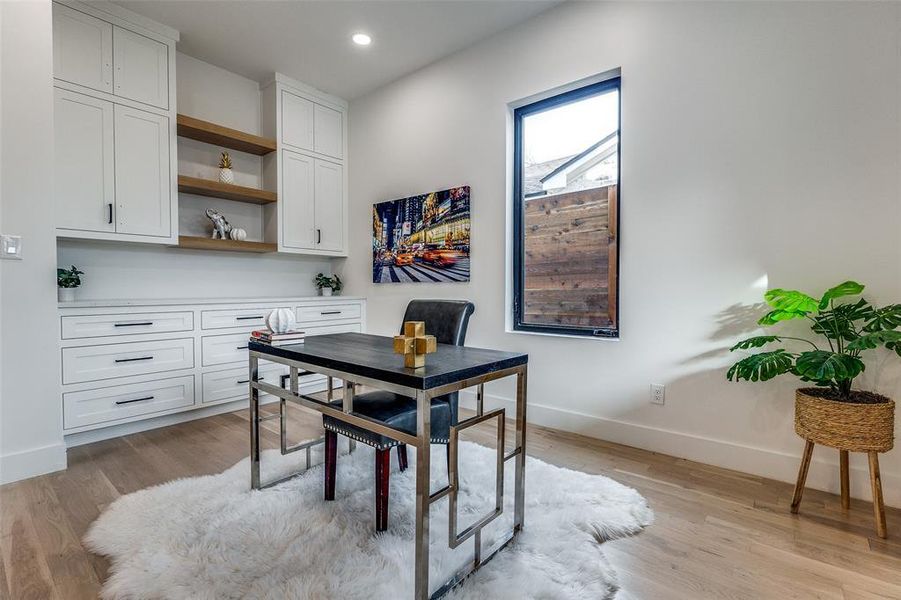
[513,76,621,338]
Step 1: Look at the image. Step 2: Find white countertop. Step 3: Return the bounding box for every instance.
[58,295,365,309]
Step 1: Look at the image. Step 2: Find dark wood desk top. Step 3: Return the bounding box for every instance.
[249,332,527,390]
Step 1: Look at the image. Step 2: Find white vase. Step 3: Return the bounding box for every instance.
[321,288,333,297]
[265,308,296,334]
[219,168,234,185]
[58,287,76,302]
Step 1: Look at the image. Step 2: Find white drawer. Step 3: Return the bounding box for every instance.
[64,375,194,430]
[201,308,280,330]
[202,332,254,367]
[61,311,194,339]
[296,303,361,324]
[63,338,194,384]
[201,363,292,405]
[305,322,362,336]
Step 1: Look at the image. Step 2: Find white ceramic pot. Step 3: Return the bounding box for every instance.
[219,168,234,185]
[58,287,76,302]
[321,288,333,297]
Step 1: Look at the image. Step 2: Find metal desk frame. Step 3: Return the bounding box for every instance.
[248,348,528,600]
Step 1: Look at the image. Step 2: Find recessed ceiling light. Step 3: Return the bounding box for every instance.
[352,33,372,46]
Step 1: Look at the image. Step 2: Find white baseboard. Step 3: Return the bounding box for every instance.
[459,390,901,508]
[0,442,68,485]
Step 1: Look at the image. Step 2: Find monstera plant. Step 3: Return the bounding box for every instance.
[727,281,895,538]
[727,281,901,402]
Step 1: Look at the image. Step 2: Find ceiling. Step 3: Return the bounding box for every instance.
[116,0,560,100]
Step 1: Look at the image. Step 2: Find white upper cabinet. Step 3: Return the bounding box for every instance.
[52,3,170,110]
[313,104,343,159]
[114,105,171,237]
[53,4,113,93]
[281,150,316,250]
[281,90,314,152]
[113,27,169,109]
[54,89,115,233]
[52,1,177,244]
[264,75,348,255]
[314,160,344,252]
[281,89,344,160]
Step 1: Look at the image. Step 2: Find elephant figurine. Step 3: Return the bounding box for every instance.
[206,208,233,240]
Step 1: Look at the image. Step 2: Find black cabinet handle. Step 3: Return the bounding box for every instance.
[236,345,249,350]
[317,229,321,244]
[236,316,263,321]
[114,322,153,327]
[115,356,153,363]
[115,395,153,405]
[320,311,341,315]
[237,377,263,384]
[108,203,113,224]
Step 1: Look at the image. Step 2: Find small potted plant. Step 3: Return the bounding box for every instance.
[218,151,234,184]
[57,265,84,302]
[727,281,896,536]
[315,273,342,297]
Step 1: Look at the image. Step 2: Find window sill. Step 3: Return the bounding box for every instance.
[505,328,620,342]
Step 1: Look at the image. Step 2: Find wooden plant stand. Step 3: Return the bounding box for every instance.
[791,441,887,538]
[790,388,894,539]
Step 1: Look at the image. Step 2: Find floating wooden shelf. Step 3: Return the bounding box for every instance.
[178,175,277,205]
[176,236,277,253]
[177,114,277,156]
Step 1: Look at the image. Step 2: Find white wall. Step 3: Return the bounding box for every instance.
[347,2,901,505]
[58,52,333,300]
[0,0,66,483]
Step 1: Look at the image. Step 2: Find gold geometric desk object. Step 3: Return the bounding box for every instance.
[394,321,437,368]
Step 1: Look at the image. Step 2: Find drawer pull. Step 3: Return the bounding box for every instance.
[114,322,154,327]
[237,377,264,384]
[321,311,341,315]
[115,395,154,405]
[236,316,263,321]
[236,345,249,350]
[114,356,154,363]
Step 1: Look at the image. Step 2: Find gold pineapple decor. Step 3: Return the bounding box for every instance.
[218,151,234,184]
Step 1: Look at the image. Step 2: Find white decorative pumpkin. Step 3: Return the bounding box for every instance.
[219,168,234,185]
[266,308,296,334]
[230,227,247,241]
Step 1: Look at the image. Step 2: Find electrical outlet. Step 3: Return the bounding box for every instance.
[0,235,22,260]
[650,383,665,405]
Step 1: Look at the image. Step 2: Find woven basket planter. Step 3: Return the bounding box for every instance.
[794,388,894,452]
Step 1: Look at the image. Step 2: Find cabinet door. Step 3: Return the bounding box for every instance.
[281,151,316,249]
[314,160,344,252]
[114,106,171,237]
[52,3,113,93]
[314,104,343,159]
[113,27,169,109]
[54,89,115,233]
[281,90,313,152]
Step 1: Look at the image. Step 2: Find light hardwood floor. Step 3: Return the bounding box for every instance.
[1,401,899,600]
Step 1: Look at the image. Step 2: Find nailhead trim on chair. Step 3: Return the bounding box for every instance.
[322,422,449,450]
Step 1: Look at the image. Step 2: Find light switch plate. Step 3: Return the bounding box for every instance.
[0,235,22,260]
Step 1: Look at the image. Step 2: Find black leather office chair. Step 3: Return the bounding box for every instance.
[322,299,475,531]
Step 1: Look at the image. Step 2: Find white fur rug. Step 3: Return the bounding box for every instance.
[86,440,652,599]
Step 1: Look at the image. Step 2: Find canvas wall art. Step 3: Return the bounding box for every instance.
[372,186,470,284]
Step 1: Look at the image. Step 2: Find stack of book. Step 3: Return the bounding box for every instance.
[250,329,305,346]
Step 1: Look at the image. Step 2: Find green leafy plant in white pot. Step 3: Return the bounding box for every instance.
[57,265,84,302]
[315,273,342,297]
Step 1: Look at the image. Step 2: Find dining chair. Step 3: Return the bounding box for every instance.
[322,299,475,531]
